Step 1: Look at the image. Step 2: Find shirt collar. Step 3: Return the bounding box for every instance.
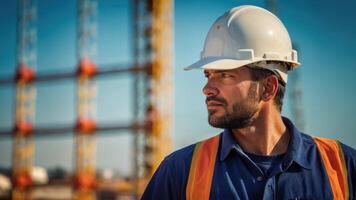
[282,117,312,169]
[220,128,239,162]
[219,116,312,169]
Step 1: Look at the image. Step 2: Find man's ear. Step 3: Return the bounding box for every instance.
[262,75,279,101]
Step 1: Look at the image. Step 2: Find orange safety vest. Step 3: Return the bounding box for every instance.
[186,135,349,200]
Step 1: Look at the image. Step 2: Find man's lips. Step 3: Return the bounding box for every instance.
[206,100,224,106]
[206,100,225,109]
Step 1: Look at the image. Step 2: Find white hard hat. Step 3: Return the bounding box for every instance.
[185,5,300,83]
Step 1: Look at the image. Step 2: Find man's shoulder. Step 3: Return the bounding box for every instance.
[299,132,315,142]
[302,132,356,160]
[339,142,356,161]
[142,142,200,199]
[165,134,221,164]
[164,143,197,165]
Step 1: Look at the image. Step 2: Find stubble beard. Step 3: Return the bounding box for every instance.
[207,83,260,129]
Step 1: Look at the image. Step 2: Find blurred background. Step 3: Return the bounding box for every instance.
[1,0,355,199]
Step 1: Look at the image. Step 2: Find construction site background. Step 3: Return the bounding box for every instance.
[1,0,356,199]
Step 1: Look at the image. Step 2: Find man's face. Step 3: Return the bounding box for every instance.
[203,67,261,129]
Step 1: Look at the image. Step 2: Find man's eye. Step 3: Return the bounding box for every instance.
[221,73,231,78]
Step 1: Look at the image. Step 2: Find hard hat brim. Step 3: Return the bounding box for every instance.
[184,57,300,71]
[184,57,264,71]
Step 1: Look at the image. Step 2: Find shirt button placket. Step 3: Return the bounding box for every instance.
[262,178,275,200]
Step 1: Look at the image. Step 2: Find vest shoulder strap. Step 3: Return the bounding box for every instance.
[186,134,220,200]
[314,137,349,200]
[186,135,349,199]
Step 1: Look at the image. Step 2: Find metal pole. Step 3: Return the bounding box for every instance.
[12,0,37,199]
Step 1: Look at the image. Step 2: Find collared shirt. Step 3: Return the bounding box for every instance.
[142,117,356,200]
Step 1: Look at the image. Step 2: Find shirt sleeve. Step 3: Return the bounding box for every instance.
[141,158,183,200]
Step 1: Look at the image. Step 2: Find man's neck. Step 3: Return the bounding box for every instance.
[231,110,290,156]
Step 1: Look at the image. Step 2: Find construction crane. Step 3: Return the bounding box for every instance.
[265,0,305,131]
[289,44,305,131]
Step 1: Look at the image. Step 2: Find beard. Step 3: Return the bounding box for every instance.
[207,83,260,129]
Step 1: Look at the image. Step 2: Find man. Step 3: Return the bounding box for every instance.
[142,5,356,200]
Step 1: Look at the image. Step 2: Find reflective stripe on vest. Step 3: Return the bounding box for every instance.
[314,137,349,200]
[186,135,349,200]
[186,135,220,200]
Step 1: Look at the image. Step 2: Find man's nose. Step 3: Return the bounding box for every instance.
[203,80,218,97]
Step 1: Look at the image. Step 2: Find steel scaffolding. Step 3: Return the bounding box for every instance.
[132,0,173,197]
[1,0,173,199]
[74,0,98,199]
[12,0,37,199]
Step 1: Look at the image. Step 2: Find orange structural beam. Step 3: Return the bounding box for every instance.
[75,172,96,190]
[77,59,97,77]
[14,120,33,136]
[13,171,32,189]
[75,118,97,134]
[16,63,35,83]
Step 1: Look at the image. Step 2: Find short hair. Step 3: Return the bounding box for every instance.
[248,63,286,112]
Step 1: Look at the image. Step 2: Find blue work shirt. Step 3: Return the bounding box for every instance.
[142,117,356,199]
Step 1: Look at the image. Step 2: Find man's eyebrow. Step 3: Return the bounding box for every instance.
[216,70,231,73]
[204,70,232,75]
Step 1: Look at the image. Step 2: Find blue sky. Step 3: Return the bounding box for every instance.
[1,0,356,176]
